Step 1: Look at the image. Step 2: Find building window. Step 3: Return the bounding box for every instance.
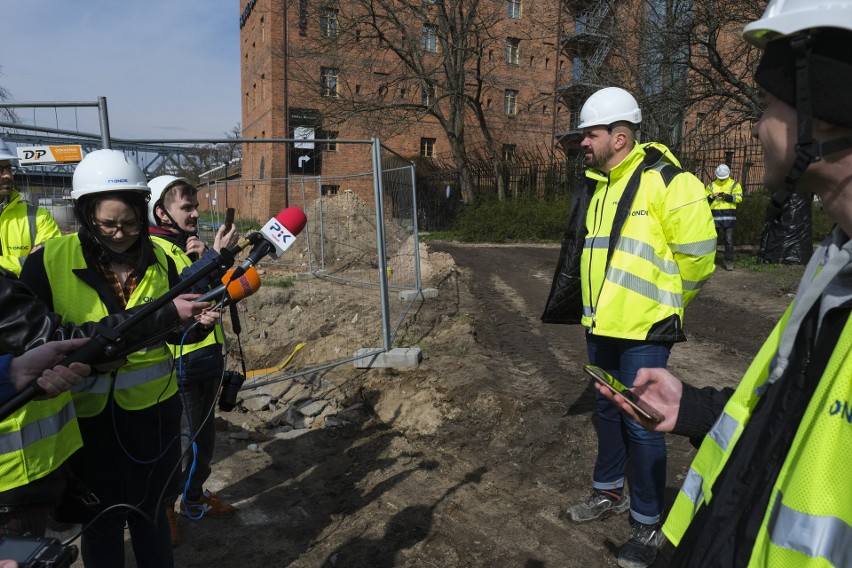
[420,138,436,158]
[321,130,338,152]
[504,89,518,116]
[502,144,517,162]
[321,8,338,37]
[507,0,521,19]
[321,67,338,97]
[422,84,436,107]
[422,24,437,52]
[505,38,520,65]
[573,56,584,82]
[321,184,339,196]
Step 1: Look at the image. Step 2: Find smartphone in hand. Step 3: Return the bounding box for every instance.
[584,365,664,423]
[224,208,235,233]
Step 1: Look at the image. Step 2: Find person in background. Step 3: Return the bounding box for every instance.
[0,139,60,275]
[596,1,852,565]
[542,87,716,568]
[148,175,239,545]
[706,164,743,271]
[19,149,216,568]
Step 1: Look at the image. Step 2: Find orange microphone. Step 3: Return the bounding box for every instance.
[194,266,262,305]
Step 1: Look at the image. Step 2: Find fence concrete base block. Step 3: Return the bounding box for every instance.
[292,271,321,281]
[353,347,423,368]
[398,288,438,302]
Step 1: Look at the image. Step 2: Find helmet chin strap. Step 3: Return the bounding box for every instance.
[156,202,198,240]
[770,34,852,218]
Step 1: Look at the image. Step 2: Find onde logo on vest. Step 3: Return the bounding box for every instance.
[828,399,852,424]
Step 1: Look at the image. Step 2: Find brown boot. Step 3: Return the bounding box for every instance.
[179,489,236,519]
[165,504,180,546]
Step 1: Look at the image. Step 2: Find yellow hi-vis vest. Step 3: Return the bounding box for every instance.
[581,143,717,340]
[0,392,81,493]
[42,234,177,417]
[663,304,852,566]
[150,235,224,360]
[0,190,61,275]
[706,178,743,228]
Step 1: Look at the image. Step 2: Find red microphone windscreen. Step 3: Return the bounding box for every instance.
[276,207,307,236]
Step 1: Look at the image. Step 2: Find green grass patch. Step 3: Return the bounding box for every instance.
[450,195,572,243]
[265,277,295,288]
[430,191,832,248]
[420,230,462,242]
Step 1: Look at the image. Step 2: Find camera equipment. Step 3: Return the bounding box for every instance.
[0,535,78,568]
[218,370,246,412]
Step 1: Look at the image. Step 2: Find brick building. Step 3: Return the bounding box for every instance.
[238,0,764,221]
[239,0,568,219]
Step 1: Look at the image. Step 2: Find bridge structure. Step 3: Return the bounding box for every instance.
[0,98,240,199]
[0,130,203,194]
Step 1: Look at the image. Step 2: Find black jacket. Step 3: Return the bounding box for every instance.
[0,266,185,364]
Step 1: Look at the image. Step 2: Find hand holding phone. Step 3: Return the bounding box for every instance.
[224,208,235,233]
[584,365,665,423]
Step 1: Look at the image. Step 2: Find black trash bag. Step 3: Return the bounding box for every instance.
[757,192,814,265]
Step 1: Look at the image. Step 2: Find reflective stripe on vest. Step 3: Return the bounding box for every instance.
[671,238,718,257]
[671,410,740,512]
[42,235,178,416]
[72,357,175,395]
[712,211,737,223]
[663,302,852,566]
[580,144,716,339]
[607,267,683,309]
[766,491,852,566]
[618,237,679,275]
[0,399,76,454]
[150,235,224,356]
[663,307,792,547]
[0,393,82,492]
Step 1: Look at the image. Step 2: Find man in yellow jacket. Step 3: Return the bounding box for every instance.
[596,1,852,565]
[543,87,716,568]
[0,139,61,275]
[706,164,743,271]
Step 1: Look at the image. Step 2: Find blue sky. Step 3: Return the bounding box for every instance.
[1,1,241,141]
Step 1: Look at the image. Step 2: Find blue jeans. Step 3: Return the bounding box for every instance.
[587,333,672,525]
[718,224,735,262]
[178,347,225,500]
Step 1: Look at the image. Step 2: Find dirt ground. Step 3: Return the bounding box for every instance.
[59,242,805,567]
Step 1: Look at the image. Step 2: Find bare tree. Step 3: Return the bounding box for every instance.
[0,67,20,124]
[176,124,243,182]
[599,0,765,149]
[277,0,556,202]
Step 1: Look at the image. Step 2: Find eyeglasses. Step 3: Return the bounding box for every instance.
[0,165,17,175]
[93,220,141,236]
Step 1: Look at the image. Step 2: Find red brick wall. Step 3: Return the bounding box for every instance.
[240,0,563,220]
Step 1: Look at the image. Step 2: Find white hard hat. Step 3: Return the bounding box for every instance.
[0,139,19,164]
[71,149,149,200]
[715,164,731,180]
[743,0,852,48]
[578,87,642,130]
[148,175,192,224]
